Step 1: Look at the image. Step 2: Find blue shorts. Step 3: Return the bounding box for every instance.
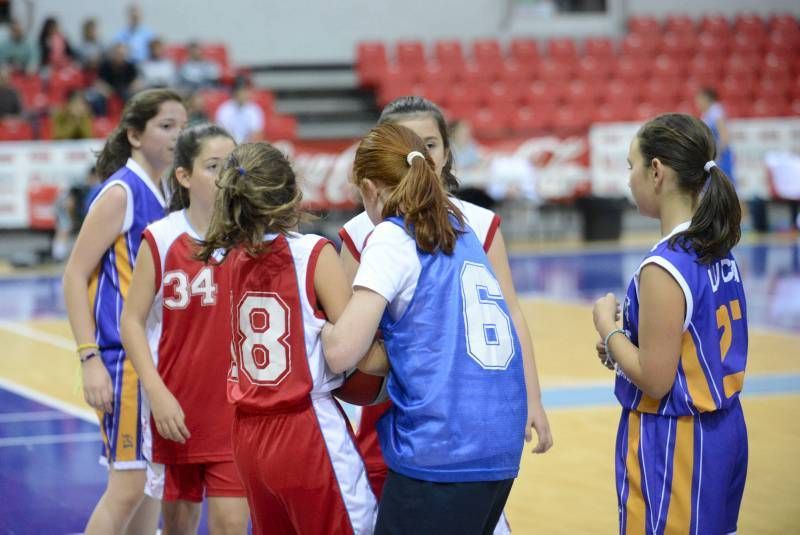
[96,348,145,470]
[616,398,747,534]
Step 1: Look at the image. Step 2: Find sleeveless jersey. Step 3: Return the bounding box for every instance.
[339,198,501,261]
[616,223,749,416]
[89,158,166,350]
[376,217,526,483]
[225,233,344,413]
[140,209,235,464]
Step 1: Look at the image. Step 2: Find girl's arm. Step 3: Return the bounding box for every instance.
[487,230,553,453]
[120,240,189,443]
[592,264,684,399]
[62,185,126,413]
[316,244,388,375]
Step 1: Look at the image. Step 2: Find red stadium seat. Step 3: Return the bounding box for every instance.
[480,81,513,106]
[564,79,600,105]
[433,40,465,68]
[769,14,800,33]
[250,90,274,116]
[37,117,52,140]
[470,107,510,139]
[583,37,615,60]
[546,38,578,61]
[634,102,661,121]
[416,81,447,105]
[719,76,755,101]
[699,14,731,38]
[198,89,230,117]
[459,61,496,84]
[752,98,788,117]
[537,57,574,83]
[688,55,724,80]
[604,78,641,104]
[620,34,658,58]
[766,31,799,57]
[653,54,685,78]
[695,33,730,60]
[0,118,34,140]
[472,39,503,63]
[575,56,610,82]
[200,43,229,69]
[442,84,482,113]
[790,98,800,116]
[519,80,560,108]
[356,42,388,86]
[628,16,660,35]
[509,39,540,64]
[729,33,766,56]
[497,58,533,84]
[659,33,695,59]
[396,41,426,68]
[723,97,751,118]
[92,117,116,138]
[724,54,761,77]
[264,114,298,141]
[642,78,680,108]
[756,79,791,101]
[614,55,647,83]
[420,61,459,85]
[553,105,591,135]
[664,14,696,35]
[734,13,767,39]
[164,43,189,64]
[509,106,554,135]
[48,66,84,103]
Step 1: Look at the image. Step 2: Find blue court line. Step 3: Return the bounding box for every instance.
[541,373,800,410]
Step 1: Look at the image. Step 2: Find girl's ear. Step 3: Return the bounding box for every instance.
[175,166,191,189]
[651,157,664,188]
[126,127,141,149]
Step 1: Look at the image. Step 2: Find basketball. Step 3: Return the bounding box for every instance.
[333,368,389,406]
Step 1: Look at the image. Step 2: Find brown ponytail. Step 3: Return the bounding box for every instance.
[196,142,303,263]
[637,113,741,264]
[353,123,464,254]
[95,88,184,179]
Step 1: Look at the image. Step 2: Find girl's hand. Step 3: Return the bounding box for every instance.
[81,356,113,413]
[525,399,553,454]
[149,385,190,444]
[593,293,620,338]
[595,339,616,370]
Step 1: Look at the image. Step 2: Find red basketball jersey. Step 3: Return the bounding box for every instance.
[141,209,234,464]
[224,233,343,413]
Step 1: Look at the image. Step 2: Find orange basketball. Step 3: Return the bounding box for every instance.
[333,369,389,406]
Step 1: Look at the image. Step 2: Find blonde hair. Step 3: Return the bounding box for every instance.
[353,123,464,254]
[197,143,302,262]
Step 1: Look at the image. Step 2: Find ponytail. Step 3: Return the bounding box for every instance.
[382,152,463,254]
[637,113,742,264]
[670,165,741,264]
[353,123,464,255]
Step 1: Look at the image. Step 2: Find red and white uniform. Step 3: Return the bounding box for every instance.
[339,201,512,534]
[140,209,244,501]
[225,232,377,535]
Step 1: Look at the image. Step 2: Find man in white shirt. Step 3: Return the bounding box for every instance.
[215,83,264,143]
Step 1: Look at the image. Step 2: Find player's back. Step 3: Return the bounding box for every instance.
[142,209,233,463]
[225,232,343,414]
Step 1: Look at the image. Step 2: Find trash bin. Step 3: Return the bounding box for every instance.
[576,196,627,242]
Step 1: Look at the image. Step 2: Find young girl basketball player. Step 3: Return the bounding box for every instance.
[338,98,552,528]
[323,123,527,534]
[120,123,250,534]
[196,143,381,535]
[592,113,748,535]
[63,88,187,534]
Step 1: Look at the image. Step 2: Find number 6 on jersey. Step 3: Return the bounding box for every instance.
[235,292,291,385]
[460,261,516,369]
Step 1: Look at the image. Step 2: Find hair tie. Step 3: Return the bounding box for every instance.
[704,160,717,173]
[236,166,246,176]
[406,151,425,166]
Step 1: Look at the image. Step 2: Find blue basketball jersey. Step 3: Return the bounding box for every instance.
[377,217,527,483]
[89,159,167,350]
[616,225,749,416]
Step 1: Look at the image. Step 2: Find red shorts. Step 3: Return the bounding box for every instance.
[232,395,377,535]
[148,460,246,502]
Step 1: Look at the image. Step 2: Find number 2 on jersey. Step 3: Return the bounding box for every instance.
[460,262,515,370]
[235,293,291,386]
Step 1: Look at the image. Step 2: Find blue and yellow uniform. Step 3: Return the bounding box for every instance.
[88,158,166,468]
[377,217,527,483]
[616,222,748,535]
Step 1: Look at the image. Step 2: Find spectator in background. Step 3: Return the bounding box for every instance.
[97,42,140,101]
[185,91,209,125]
[0,65,23,118]
[215,80,264,142]
[0,15,37,73]
[696,88,734,181]
[178,41,219,90]
[76,18,104,70]
[37,17,75,71]
[53,90,93,139]
[138,38,177,88]
[113,3,154,64]
[450,119,482,171]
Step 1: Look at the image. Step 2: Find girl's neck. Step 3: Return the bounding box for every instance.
[130,152,164,192]
[186,203,212,237]
[659,194,696,236]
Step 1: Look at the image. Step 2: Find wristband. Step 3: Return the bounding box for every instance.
[603,328,626,367]
[77,342,99,353]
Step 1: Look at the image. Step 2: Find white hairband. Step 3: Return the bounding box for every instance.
[406,151,425,166]
[704,160,717,173]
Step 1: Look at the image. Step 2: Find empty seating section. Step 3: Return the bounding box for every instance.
[2,42,298,141]
[355,13,800,139]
